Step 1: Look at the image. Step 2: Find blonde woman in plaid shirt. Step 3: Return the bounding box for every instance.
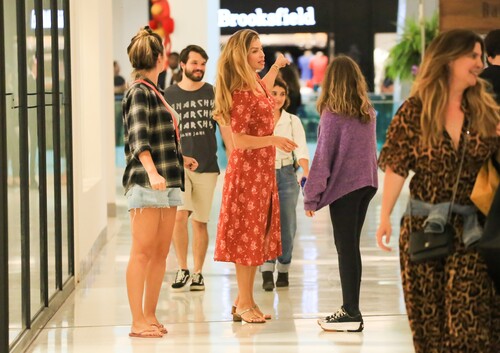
[123,27,197,338]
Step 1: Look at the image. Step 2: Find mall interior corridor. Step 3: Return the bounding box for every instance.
[24,171,415,353]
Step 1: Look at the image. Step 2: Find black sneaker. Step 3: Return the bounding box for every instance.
[171,269,190,292]
[262,271,274,291]
[275,272,289,287]
[190,273,205,291]
[318,306,363,332]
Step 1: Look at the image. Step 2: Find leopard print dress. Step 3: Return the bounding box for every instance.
[379,98,500,353]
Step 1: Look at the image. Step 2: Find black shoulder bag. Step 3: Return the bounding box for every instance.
[408,126,469,263]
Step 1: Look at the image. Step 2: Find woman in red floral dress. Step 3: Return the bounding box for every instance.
[213,29,297,323]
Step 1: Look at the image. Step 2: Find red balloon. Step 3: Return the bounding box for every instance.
[149,0,175,55]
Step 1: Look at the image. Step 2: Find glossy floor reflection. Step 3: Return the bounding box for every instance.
[26,171,415,352]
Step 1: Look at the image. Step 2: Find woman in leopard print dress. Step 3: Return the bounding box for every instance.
[377,30,500,352]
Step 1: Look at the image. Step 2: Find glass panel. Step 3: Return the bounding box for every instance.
[58,0,69,283]
[5,0,23,344]
[40,0,57,300]
[26,0,44,319]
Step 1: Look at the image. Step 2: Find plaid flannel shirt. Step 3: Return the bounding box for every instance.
[122,78,183,194]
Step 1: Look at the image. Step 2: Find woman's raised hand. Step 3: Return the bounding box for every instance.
[274,53,290,69]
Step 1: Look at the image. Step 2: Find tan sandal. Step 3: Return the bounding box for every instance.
[236,308,266,324]
[232,304,271,321]
[253,305,271,320]
[231,305,242,322]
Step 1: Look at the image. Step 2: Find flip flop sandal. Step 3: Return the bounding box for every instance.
[151,323,168,334]
[129,328,163,338]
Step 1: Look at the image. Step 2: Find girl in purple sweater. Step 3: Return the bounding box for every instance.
[303,56,378,332]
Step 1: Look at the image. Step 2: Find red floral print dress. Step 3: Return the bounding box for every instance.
[214,83,282,266]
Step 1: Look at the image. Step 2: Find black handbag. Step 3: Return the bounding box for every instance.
[408,124,469,264]
[477,174,500,292]
[409,223,455,263]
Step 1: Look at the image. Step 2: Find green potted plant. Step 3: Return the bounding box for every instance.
[385,13,439,81]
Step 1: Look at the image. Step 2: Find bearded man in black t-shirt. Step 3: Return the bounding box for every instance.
[164,45,233,292]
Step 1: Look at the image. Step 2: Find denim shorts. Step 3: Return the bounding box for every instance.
[126,185,182,211]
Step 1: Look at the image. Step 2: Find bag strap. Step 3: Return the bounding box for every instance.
[447,124,470,220]
[133,79,180,142]
[288,112,297,161]
[409,119,470,227]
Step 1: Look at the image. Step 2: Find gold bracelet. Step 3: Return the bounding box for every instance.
[272,64,280,72]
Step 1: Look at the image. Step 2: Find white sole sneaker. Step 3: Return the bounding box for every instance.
[189,285,205,291]
[319,321,364,332]
[170,284,190,292]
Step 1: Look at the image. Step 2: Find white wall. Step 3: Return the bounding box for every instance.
[112,0,149,83]
[70,0,114,281]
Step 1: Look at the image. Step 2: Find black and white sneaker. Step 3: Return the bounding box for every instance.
[171,269,190,292]
[190,273,205,291]
[318,306,364,332]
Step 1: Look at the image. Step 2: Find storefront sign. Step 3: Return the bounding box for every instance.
[440,0,499,33]
[218,6,316,28]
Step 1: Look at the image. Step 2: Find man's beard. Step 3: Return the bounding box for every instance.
[185,69,204,82]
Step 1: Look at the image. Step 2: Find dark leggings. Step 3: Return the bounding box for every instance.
[329,186,377,315]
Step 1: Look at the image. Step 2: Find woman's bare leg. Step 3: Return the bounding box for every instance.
[144,207,177,329]
[126,208,164,336]
[235,263,265,323]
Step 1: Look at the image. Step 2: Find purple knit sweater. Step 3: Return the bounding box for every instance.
[303,110,378,211]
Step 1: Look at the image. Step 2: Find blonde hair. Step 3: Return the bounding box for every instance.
[410,29,500,145]
[127,26,164,80]
[213,29,260,126]
[316,55,373,123]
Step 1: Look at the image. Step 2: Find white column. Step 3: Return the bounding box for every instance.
[70,0,114,281]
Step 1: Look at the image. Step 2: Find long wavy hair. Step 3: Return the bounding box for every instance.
[410,29,500,145]
[213,29,260,126]
[316,55,373,123]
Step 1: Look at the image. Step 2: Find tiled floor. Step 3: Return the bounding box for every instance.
[26,171,415,352]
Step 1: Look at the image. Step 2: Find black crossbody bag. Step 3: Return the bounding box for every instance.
[408,126,469,264]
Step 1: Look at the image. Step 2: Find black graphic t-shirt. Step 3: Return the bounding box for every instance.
[480,65,500,105]
[164,83,219,173]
